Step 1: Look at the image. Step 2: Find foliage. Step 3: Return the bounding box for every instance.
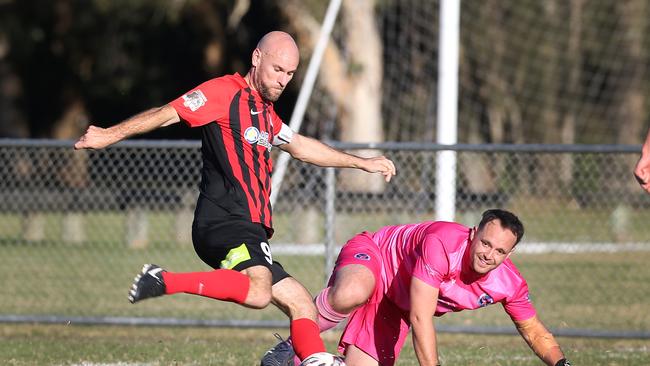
[0,0,292,138]
[2,1,648,143]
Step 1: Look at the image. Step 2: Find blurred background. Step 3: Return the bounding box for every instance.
[2,0,647,144]
[1,0,649,342]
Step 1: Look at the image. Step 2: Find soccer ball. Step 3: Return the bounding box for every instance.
[299,352,346,366]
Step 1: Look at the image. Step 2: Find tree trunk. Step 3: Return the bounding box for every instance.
[536,1,562,198]
[615,1,646,145]
[337,0,385,192]
[280,0,386,193]
[559,0,584,187]
[615,1,647,195]
[52,97,90,244]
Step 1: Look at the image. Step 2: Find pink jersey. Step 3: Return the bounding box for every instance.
[371,221,536,321]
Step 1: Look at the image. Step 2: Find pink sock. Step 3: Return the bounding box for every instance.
[292,353,302,365]
[315,287,348,332]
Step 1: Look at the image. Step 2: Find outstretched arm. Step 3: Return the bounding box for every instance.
[410,277,440,366]
[514,316,570,366]
[74,104,180,150]
[278,132,396,182]
[634,127,650,193]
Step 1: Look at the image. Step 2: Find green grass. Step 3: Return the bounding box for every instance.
[1,240,649,331]
[6,200,650,249]
[1,323,649,365]
[1,208,649,365]
[1,206,650,333]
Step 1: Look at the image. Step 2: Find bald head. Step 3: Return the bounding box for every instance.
[257,31,299,60]
[246,31,300,102]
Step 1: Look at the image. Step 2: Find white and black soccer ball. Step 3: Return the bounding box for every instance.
[299,352,346,366]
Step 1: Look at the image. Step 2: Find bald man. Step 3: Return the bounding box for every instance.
[75,31,396,362]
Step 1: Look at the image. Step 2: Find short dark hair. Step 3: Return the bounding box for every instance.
[478,209,525,245]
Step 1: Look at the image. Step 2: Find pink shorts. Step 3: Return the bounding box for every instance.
[332,232,411,366]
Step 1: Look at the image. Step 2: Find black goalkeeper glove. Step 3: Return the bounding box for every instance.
[554,359,571,366]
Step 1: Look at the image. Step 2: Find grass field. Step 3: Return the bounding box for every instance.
[1,208,650,365]
[1,323,649,365]
[1,238,649,331]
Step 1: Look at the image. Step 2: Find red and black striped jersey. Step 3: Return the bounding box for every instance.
[169,73,290,237]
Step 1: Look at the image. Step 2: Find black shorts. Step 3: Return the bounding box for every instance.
[192,218,290,285]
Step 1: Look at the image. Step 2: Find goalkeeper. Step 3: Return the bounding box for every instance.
[262,209,571,366]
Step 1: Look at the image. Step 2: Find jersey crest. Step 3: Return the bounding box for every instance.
[477,293,494,307]
[244,126,272,151]
[182,90,207,111]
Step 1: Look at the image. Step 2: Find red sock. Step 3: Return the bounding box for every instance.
[290,318,326,360]
[162,269,249,304]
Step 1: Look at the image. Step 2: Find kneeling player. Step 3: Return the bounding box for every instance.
[262,209,571,366]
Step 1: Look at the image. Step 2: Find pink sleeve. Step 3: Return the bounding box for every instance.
[169,78,229,127]
[502,280,537,321]
[412,235,449,288]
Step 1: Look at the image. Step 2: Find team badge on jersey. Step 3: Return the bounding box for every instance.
[182,90,207,111]
[244,126,272,151]
[354,253,371,261]
[477,293,494,307]
[244,126,260,144]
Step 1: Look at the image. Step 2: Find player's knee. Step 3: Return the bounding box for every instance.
[244,271,273,309]
[329,283,371,312]
[329,265,375,311]
[247,297,272,309]
[245,290,273,309]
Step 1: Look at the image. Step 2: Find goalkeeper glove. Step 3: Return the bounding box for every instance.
[554,359,571,366]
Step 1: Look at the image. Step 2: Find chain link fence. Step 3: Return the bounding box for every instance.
[1,139,649,337]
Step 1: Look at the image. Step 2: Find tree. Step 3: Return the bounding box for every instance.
[281,0,386,192]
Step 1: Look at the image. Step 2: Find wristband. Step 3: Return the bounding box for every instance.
[554,359,571,366]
